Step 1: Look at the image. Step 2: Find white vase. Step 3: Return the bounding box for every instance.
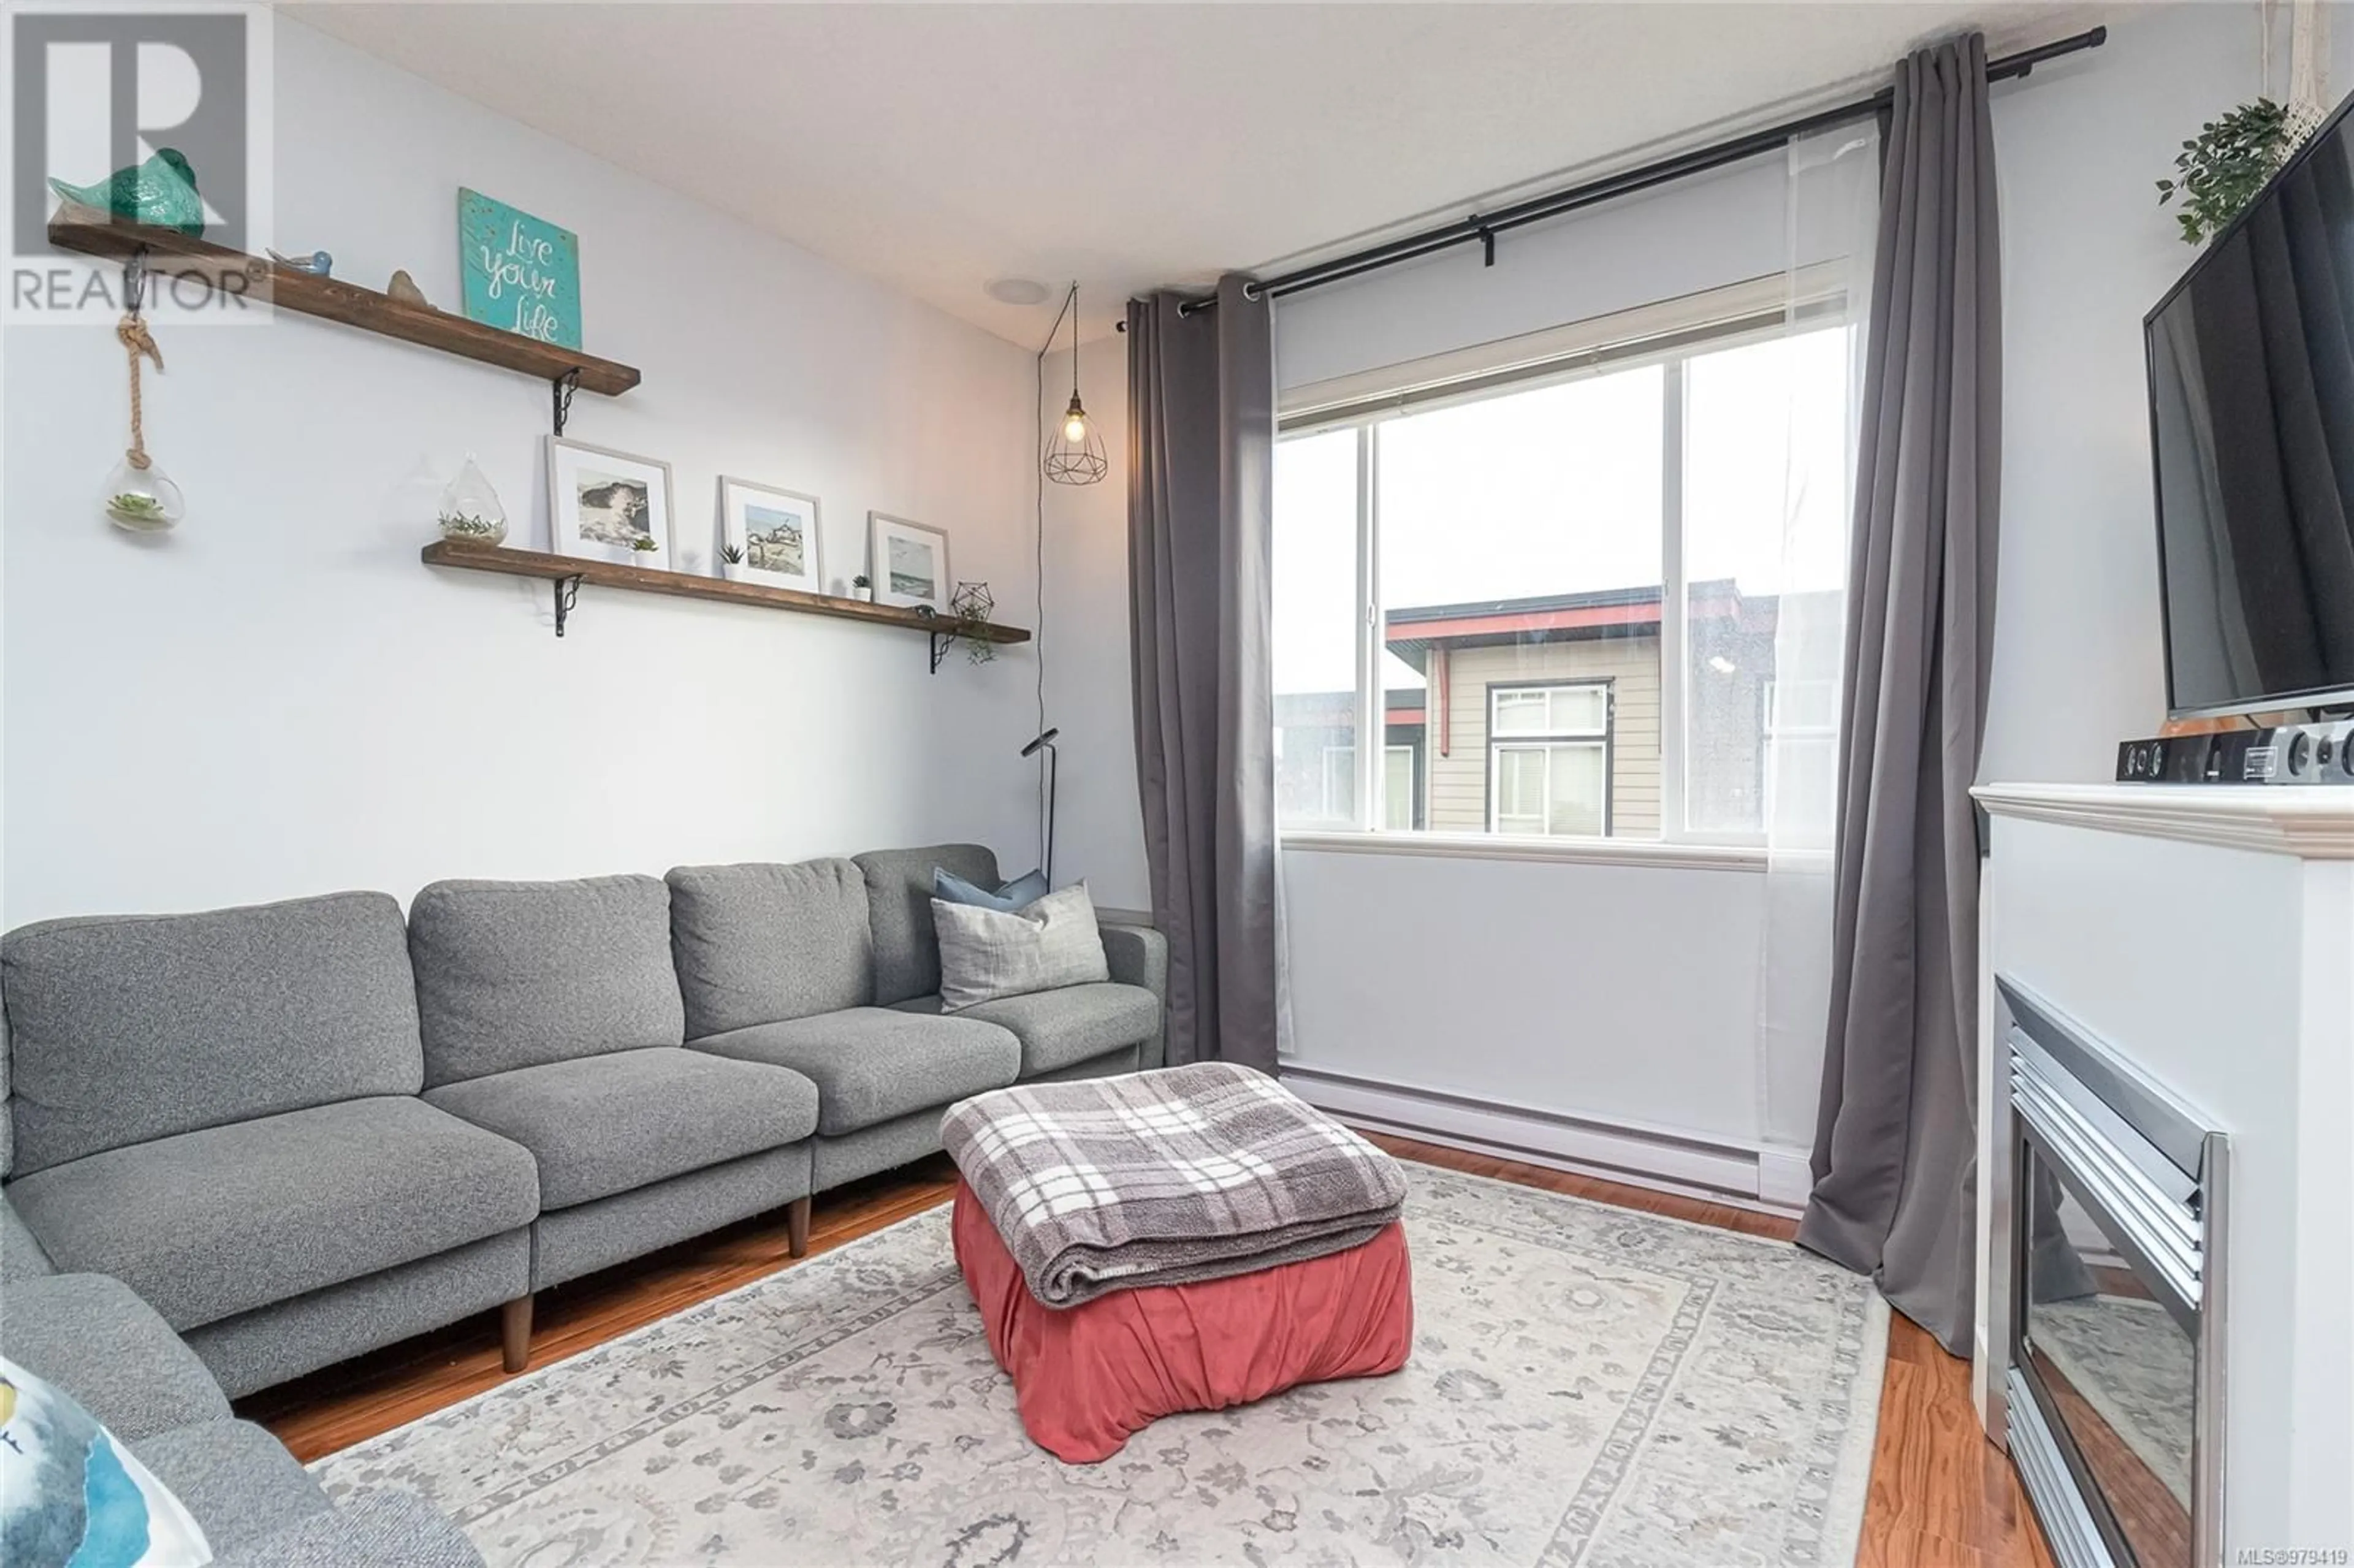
[851,585,874,603]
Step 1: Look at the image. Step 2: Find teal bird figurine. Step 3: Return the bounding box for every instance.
[267,248,333,277]
[47,148,205,235]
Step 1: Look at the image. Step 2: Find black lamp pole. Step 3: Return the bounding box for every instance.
[1021,728,1061,886]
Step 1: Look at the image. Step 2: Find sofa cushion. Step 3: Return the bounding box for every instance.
[5,1097,538,1331]
[1,1193,54,1281]
[1,892,422,1177]
[667,860,873,1037]
[0,1273,230,1441]
[423,1047,818,1210]
[410,875,683,1087]
[855,844,1000,1005]
[690,1008,1020,1136]
[215,1489,487,1568]
[894,983,1163,1077]
[132,1419,330,1555]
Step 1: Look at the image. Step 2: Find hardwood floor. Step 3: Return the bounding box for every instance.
[241,1135,2052,1567]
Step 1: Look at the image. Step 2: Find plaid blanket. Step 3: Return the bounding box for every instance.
[940,1062,1407,1307]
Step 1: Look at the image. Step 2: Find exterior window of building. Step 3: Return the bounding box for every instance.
[1271,280,1853,848]
[1487,683,1611,836]
[1319,744,1422,830]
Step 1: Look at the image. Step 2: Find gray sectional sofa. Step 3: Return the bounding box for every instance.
[0,842,1164,1559]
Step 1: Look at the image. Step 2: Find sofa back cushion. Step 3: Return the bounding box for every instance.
[410,875,682,1087]
[854,844,1000,1005]
[1,892,422,1177]
[666,859,874,1037]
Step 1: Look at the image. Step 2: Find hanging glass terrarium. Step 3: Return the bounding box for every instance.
[437,454,508,546]
[101,281,183,533]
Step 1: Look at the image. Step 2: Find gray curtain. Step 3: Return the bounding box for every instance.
[1127,275,1284,1073]
[1796,33,2001,1357]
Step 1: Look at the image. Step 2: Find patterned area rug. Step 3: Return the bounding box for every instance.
[315,1166,1887,1566]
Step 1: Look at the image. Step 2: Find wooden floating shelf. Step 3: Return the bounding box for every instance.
[49,205,641,395]
[422,541,1032,661]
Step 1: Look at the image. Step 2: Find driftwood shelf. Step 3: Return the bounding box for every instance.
[48,206,641,396]
[422,541,1032,664]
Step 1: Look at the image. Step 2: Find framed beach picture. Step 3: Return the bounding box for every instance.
[548,438,675,569]
[720,478,823,594]
[869,512,950,613]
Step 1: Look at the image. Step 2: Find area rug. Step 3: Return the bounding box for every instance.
[314,1165,1888,1566]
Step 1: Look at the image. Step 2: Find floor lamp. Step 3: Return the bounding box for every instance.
[1021,728,1060,886]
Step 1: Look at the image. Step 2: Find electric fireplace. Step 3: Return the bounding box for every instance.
[1996,979,2229,1568]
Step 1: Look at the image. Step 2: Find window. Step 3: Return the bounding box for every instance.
[1487,683,1611,835]
[1272,282,1853,847]
[1319,744,1421,831]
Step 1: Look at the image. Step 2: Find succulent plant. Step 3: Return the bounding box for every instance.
[630,535,658,553]
[719,543,745,564]
[437,513,501,540]
[107,493,169,522]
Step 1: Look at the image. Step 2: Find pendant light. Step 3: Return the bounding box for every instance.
[1042,282,1107,485]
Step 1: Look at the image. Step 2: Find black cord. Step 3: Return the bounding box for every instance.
[1031,283,1080,875]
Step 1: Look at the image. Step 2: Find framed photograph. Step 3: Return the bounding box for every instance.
[548,438,674,569]
[869,512,950,613]
[720,478,823,593]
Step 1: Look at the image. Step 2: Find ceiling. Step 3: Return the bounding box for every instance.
[291,1,2087,348]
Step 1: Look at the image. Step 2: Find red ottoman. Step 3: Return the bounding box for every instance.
[951,1178,1414,1463]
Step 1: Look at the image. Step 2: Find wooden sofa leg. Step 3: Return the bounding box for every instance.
[501,1294,533,1374]
[787,1194,812,1259]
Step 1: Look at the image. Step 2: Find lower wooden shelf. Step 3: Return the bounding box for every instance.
[421,541,1031,662]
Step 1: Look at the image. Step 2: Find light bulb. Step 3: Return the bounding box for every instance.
[1064,414,1089,443]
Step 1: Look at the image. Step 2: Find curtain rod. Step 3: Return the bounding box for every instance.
[1132,25,2105,324]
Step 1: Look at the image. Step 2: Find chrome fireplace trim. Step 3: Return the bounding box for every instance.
[1995,977,2230,1568]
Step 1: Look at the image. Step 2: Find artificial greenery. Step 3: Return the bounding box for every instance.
[851,573,871,590]
[718,543,745,565]
[437,513,500,540]
[2158,99,2293,245]
[630,535,658,552]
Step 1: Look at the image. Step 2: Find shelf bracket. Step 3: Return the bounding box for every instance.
[929,628,953,674]
[552,367,582,437]
[552,573,582,637]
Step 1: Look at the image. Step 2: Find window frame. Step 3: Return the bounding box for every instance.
[1274,273,1848,852]
[1483,679,1615,837]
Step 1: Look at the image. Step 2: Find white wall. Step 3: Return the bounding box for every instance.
[2,18,1046,925]
[1267,8,2270,1192]
[1982,2,2337,780]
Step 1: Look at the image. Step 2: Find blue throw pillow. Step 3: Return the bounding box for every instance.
[933,866,1050,913]
[0,1355,212,1567]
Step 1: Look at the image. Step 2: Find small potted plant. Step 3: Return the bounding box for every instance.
[850,573,874,603]
[718,542,746,582]
[630,535,660,561]
[436,455,507,546]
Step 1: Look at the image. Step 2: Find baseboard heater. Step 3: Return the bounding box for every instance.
[1276,1060,1811,1209]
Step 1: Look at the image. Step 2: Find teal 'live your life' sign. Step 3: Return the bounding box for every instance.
[458,188,581,349]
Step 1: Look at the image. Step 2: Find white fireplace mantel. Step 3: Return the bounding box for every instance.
[1972,782,2354,1559]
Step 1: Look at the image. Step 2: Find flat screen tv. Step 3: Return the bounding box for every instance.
[2146,91,2354,719]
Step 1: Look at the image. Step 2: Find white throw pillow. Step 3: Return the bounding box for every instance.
[932,883,1111,1011]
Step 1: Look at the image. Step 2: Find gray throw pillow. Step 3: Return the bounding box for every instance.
[932,883,1111,1011]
